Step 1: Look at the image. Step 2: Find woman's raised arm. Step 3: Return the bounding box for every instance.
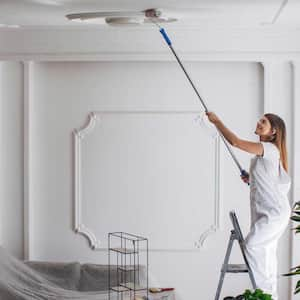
[206,111,263,156]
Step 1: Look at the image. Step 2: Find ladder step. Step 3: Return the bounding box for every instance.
[226,264,248,273]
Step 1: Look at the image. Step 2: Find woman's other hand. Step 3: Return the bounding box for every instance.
[206,111,220,124]
[240,171,250,184]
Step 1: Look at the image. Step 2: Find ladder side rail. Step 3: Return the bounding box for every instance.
[230,211,245,242]
[214,231,236,300]
[230,211,257,289]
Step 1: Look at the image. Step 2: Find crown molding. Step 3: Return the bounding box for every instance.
[1,26,300,61]
[1,52,300,62]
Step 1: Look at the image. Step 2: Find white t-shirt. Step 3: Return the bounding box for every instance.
[249,142,291,214]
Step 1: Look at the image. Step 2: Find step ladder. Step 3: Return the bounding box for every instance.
[214,211,257,300]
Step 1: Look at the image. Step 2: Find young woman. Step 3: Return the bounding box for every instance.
[206,112,291,300]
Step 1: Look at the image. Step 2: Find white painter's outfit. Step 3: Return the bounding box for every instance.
[245,142,291,300]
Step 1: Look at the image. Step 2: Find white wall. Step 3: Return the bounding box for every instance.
[0,27,299,300]
[0,62,24,259]
[1,60,288,299]
[28,61,262,300]
[290,61,300,300]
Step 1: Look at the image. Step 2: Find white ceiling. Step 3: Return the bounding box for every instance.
[0,0,299,30]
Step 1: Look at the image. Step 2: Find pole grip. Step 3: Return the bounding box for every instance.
[241,169,250,186]
[159,28,172,46]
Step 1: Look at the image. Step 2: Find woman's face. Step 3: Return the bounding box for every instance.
[255,116,274,139]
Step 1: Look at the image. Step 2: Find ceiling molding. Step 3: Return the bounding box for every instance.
[1,24,300,32]
[1,25,300,61]
[1,51,300,62]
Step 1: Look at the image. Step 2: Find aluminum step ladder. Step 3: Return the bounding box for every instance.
[214,211,257,300]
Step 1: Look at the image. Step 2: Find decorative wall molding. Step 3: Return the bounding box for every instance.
[0,63,2,245]
[23,61,32,260]
[73,112,99,250]
[261,61,273,113]
[194,135,221,248]
[73,111,222,251]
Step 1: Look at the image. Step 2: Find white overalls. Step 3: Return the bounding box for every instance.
[245,142,291,300]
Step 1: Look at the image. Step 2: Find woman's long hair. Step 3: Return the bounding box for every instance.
[264,113,288,172]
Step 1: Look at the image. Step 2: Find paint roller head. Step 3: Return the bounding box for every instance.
[144,8,177,24]
[144,8,162,18]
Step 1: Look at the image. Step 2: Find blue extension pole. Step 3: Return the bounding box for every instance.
[159,27,249,181]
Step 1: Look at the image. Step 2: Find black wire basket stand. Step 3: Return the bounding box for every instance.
[108,232,149,300]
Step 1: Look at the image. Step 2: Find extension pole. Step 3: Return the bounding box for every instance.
[159,27,248,179]
[159,28,209,112]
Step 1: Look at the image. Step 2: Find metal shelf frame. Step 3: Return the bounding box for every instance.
[108,232,149,300]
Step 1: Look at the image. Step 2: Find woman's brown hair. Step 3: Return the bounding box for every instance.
[264,113,288,172]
